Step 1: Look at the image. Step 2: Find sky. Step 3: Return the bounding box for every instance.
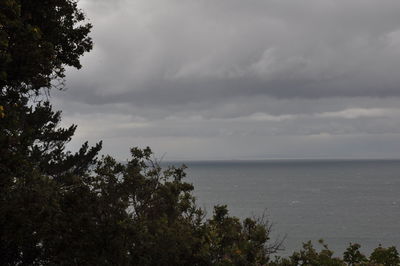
[53,0,400,160]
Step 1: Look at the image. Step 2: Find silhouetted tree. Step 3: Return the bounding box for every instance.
[0,0,92,92]
[0,1,100,264]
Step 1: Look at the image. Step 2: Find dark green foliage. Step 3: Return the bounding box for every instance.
[270,241,400,266]
[1,131,281,265]
[343,243,368,265]
[0,0,92,91]
[0,90,102,264]
[369,245,400,266]
[286,240,345,266]
[206,206,282,266]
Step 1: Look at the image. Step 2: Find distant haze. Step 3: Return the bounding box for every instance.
[54,0,400,160]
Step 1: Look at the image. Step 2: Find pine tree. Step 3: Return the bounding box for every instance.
[0,1,100,264]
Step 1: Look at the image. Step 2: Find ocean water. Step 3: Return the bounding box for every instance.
[173,159,400,256]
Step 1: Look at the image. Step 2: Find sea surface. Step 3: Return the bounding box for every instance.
[169,159,400,256]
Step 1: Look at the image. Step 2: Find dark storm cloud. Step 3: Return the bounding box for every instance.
[69,0,400,108]
[53,0,400,159]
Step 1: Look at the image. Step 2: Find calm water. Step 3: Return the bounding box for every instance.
[173,160,400,256]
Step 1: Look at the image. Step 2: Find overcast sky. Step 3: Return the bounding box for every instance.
[53,0,400,160]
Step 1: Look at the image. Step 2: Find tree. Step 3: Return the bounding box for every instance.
[369,245,400,266]
[0,1,100,264]
[343,243,368,266]
[270,241,400,266]
[0,0,92,92]
[0,0,97,191]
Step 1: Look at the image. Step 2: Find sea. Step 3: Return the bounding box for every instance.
[167,159,400,257]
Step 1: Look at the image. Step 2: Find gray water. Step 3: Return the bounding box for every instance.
[176,159,400,256]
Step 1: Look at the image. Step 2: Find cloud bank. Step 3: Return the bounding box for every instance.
[53,0,400,160]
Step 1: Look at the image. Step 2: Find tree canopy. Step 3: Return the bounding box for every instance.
[0,0,92,92]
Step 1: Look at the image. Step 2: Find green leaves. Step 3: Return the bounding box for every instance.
[343,243,368,265]
[0,0,92,91]
[370,245,400,266]
[270,241,400,266]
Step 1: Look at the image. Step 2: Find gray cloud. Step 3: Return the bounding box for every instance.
[53,0,400,159]
[71,0,400,103]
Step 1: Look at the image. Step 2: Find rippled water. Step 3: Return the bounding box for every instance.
[174,159,400,256]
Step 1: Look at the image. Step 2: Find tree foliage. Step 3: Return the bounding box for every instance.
[0,0,92,91]
[270,241,399,266]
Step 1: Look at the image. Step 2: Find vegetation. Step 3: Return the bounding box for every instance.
[0,1,398,265]
[0,0,92,91]
[270,241,400,266]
